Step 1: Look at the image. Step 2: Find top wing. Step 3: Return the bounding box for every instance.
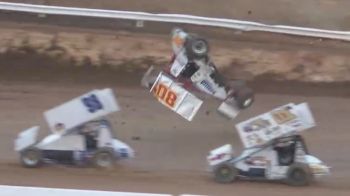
[44,88,120,134]
[150,72,203,121]
[235,103,315,148]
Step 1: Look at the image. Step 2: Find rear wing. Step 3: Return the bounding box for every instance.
[150,72,203,121]
[44,88,120,134]
[235,103,315,148]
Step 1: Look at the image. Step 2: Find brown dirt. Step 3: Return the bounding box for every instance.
[0,65,349,195]
[0,3,349,195]
[0,50,349,98]
[1,21,350,83]
[0,31,350,196]
[10,0,350,30]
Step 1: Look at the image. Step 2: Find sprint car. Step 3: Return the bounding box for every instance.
[142,28,254,121]
[14,88,134,168]
[207,103,330,186]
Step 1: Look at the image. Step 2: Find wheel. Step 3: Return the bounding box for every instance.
[92,148,114,169]
[213,163,238,183]
[285,163,313,186]
[20,147,42,168]
[235,87,254,109]
[185,36,209,59]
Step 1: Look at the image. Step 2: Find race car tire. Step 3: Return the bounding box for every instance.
[185,36,209,59]
[285,163,313,186]
[213,162,238,183]
[92,148,114,169]
[236,87,254,109]
[20,147,42,168]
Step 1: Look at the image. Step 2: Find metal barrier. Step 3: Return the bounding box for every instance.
[0,185,171,196]
[0,185,206,196]
[0,2,349,41]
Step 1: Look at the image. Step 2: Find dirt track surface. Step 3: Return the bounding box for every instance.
[0,80,349,196]
[0,3,350,195]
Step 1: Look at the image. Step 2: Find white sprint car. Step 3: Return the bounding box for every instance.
[14,88,134,168]
[142,28,254,121]
[207,103,330,186]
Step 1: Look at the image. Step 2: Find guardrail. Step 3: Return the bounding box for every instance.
[0,2,350,41]
[0,185,206,196]
[0,185,171,196]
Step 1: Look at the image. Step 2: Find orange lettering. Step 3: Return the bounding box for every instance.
[156,84,168,100]
[165,91,177,107]
[153,83,178,108]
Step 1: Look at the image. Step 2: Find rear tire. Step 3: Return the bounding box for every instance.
[236,87,254,109]
[213,163,238,183]
[285,163,313,186]
[92,148,114,169]
[20,147,42,168]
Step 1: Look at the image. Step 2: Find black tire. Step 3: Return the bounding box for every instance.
[185,36,209,59]
[285,163,313,186]
[236,87,254,109]
[213,163,238,183]
[20,147,42,168]
[92,148,115,169]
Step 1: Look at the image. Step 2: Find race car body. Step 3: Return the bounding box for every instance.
[142,28,254,120]
[14,88,134,168]
[207,103,330,186]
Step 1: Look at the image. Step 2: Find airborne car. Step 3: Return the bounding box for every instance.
[15,88,134,168]
[207,103,330,186]
[142,28,254,121]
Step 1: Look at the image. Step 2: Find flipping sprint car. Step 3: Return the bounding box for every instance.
[14,88,134,168]
[142,28,254,121]
[207,103,330,186]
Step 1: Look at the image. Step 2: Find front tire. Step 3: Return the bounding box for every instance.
[285,163,313,186]
[20,147,42,168]
[213,163,238,183]
[92,148,114,169]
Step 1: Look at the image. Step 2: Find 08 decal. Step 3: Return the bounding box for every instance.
[152,83,178,108]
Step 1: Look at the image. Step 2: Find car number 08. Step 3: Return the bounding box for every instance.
[153,84,177,108]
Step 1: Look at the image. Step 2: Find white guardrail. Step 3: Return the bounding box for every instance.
[0,185,206,196]
[0,2,350,41]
